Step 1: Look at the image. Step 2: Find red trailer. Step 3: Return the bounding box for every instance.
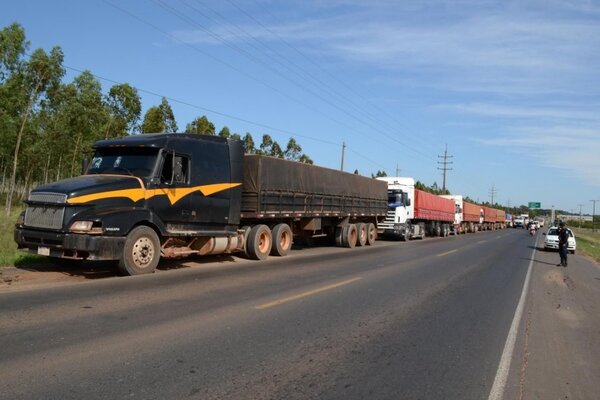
[496,209,506,229]
[462,201,483,232]
[414,190,455,222]
[483,206,497,230]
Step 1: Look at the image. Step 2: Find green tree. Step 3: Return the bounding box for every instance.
[258,134,274,155]
[243,132,255,153]
[271,141,284,158]
[354,169,359,175]
[230,132,241,141]
[299,154,313,164]
[371,170,387,178]
[46,71,109,177]
[141,97,177,133]
[284,138,302,161]
[218,126,230,139]
[106,83,141,137]
[1,23,65,214]
[186,115,215,135]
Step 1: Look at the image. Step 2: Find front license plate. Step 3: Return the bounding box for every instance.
[37,246,50,256]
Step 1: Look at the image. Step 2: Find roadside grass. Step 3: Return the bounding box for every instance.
[572,228,600,264]
[0,208,43,267]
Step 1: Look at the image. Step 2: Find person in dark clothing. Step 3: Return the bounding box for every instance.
[557,222,569,267]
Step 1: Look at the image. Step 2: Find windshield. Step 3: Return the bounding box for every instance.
[86,147,159,178]
[388,191,405,207]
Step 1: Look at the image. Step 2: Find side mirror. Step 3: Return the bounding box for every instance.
[81,158,89,175]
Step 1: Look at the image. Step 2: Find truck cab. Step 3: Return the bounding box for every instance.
[377,177,415,239]
[15,134,244,275]
[441,195,463,234]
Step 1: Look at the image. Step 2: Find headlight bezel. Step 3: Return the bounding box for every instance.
[69,220,103,235]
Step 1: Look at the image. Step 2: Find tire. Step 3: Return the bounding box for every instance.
[342,224,358,248]
[435,224,442,237]
[335,227,344,247]
[118,226,161,276]
[241,225,252,257]
[356,223,367,246]
[270,223,293,257]
[246,225,272,260]
[366,223,377,246]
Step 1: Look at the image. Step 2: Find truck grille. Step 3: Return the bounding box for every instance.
[25,192,67,230]
[24,205,65,230]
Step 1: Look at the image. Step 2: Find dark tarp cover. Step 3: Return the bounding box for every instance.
[242,155,387,216]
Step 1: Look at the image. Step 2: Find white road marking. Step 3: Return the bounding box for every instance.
[487,236,538,400]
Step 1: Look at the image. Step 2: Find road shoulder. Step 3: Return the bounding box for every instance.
[506,244,600,399]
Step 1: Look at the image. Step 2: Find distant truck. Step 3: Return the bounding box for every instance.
[440,195,484,234]
[377,177,455,240]
[15,134,388,275]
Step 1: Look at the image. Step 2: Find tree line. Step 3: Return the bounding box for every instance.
[0,23,312,214]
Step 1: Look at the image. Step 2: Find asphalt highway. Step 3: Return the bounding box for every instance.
[0,229,536,399]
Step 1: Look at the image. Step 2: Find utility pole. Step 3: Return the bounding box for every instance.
[592,199,599,232]
[437,144,453,192]
[578,203,584,227]
[396,164,400,177]
[489,185,497,205]
[340,142,346,172]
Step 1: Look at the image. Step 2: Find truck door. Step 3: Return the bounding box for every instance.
[147,150,193,230]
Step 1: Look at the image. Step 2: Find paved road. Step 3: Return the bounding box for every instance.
[0,229,540,399]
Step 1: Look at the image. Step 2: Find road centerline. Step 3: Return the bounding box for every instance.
[255,277,362,310]
[437,249,457,257]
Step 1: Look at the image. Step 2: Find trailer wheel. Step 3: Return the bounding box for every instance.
[342,224,358,248]
[356,223,367,246]
[335,227,344,247]
[118,226,160,276]
[270,223,293,256]
[247,225,272,260]
[366,223,377,245]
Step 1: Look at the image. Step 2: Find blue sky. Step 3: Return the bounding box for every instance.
[3,0,600,212]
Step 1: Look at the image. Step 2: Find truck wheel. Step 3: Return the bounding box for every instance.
[342,224,358,248]
[247,225,272,260]
[335,227,344,247]
[356,223,367,246]
[118,226,160,276]
[366,223,377,246]
[270,223,293,256]
[435,224,442,237]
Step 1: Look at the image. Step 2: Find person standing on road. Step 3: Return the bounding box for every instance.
[557,222,569,267]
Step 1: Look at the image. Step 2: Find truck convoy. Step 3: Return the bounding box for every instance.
[441,195,484,234]
[377,177,455,240]
[14,134,387,275]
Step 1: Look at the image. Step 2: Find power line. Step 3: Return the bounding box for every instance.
[232,0,442,156]
[148,0,436,162]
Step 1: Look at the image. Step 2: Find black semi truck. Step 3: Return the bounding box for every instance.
[15,134,387,275]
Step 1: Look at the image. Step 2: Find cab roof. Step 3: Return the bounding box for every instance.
[93,133,226,149]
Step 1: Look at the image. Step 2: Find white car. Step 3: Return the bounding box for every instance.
[543,227,576,254]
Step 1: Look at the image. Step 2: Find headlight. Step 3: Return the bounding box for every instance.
[69,221,102,234]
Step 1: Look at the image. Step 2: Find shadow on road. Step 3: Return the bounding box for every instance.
[12,253,240,280]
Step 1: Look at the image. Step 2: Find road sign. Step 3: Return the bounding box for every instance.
[528,202,541,209]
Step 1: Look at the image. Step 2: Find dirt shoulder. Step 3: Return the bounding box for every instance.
[506,242,600,399]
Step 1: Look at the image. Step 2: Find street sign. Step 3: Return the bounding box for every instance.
[528,202,541,209]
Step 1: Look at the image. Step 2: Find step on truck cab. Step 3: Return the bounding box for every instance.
[15,134,388,275]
